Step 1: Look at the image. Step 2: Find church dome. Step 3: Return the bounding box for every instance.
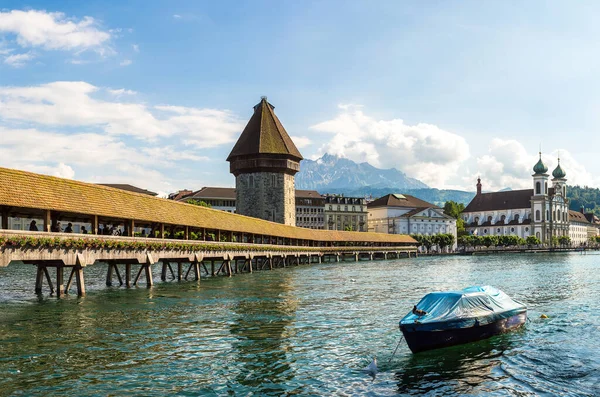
[533,154,548,175]
[552,161,566,179]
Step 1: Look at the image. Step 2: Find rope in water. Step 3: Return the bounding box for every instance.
[388,335,404,364]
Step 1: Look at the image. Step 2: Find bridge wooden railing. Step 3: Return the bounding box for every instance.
[0,230,417,297]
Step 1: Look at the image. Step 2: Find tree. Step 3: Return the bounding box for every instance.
[443,200,466,235]
[526,235,541,246]
[558,236,571,247]
[443,201,465,218]
[482,235,498,248]
[187,199,212,208]
[550,236,559,246]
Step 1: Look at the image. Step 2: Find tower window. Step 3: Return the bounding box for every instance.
[536,210,540,221]
[536,182,541,195]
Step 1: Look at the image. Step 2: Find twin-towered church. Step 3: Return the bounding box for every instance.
[462,154,575,243]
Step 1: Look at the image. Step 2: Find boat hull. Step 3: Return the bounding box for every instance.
[400,311,527,353]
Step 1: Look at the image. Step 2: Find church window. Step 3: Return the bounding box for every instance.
[511,227,515,232]
[514,214,520,222]
[546,210,549,221]
[563,186,566,196]
[501,215,506,223]
[525,227,529,232]
[497,228,501,233]
[545,184,548,194]
[536,182,541,195]
[474,217,479,224]
[487,216,492,223]
[536,210,540,221]
[483,229,488,234]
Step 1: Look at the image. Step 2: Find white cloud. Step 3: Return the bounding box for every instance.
[0,10,110,51]
[0,81,244,143]
[132,44,139,52]
[311,104,470,188]
[120,59,132,66]
[3,51,34,67]
[290,135,311,149]
[107,88,136,96]
[0,81,245,193]
[173,14,182,19]
[471,139,600,192]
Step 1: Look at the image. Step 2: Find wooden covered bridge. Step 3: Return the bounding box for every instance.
[0,167,417,297]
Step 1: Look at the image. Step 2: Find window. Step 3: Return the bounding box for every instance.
[352,206,355,212]
[536,182,541,195]
[511,227,515,232]
[271,175,277,187]
[514,214,520,222]
[501,215,506,223]
[497,228,501,233]
[536,210,540,221]
[329,205,332,210]
[249,175,254,188]
[475,217,479,224]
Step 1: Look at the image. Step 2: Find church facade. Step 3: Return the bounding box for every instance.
[462,154,570,243]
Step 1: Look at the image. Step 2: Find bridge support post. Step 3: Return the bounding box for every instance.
[178,262,183,281]
[35,265,44,294]
[44,210,51,233]
[56,265,65,297]
[354,253,358,262]
[125,263,132,288]
[106,262,114,286]
[161,261,168,281]
[144,255,154,287]
[193,261,201,280]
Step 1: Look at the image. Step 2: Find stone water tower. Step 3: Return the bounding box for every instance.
[227,97,303,225]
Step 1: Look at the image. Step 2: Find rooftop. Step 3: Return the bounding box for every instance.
[367,193,438,209]
[227,97,303,161]
[0,167,414,244]
[98,184,158,196]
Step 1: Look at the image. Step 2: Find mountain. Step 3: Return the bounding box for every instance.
[296,153,429,191]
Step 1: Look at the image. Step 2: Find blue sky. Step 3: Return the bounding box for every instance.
[1,1,599,195]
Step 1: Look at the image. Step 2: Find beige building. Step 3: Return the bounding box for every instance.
[368,194,457,249]
[324,195,367,232]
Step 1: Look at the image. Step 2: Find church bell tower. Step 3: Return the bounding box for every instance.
[227,97,303,225]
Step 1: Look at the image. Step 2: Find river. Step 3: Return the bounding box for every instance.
[0,253,598,396]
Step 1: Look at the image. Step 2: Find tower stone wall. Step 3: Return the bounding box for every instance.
[236,172,296,225]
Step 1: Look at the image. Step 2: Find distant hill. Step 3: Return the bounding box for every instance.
[296,153,429,191]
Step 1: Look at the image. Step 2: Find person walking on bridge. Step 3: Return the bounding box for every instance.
[29,220,38,232]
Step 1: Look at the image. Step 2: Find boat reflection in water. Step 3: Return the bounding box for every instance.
[399,286,527,353]
[394,334,516,395]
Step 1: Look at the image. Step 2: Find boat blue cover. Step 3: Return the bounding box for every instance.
[400,286,526,331]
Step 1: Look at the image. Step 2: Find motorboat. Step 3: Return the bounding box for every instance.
[399,286,527,353]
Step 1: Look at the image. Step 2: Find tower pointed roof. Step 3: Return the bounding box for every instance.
[533,152,548,175]
[552,158,566,179]
[227,97,303,161]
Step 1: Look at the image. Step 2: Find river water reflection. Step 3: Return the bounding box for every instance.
[0,253,598,396]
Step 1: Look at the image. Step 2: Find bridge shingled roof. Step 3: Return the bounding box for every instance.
[0,167,414,244]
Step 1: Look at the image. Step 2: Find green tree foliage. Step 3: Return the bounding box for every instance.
[481,235,498,248]
[187,199,212,208]
[558,236,571,246]
[526,235,542,246]
[443,200,466,235]
[443,201,465,218]
[567,185,600,216]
